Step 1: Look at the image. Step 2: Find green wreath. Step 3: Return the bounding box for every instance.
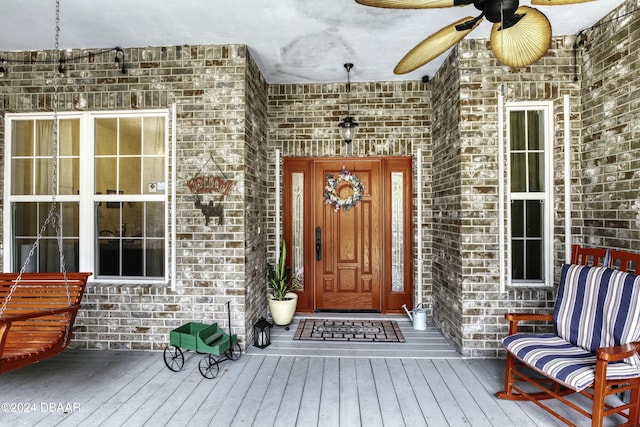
[324,169,364,212]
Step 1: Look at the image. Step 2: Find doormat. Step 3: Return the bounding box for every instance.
[293,319,405,343]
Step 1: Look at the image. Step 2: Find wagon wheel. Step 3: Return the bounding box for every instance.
[228,342,242,361]
[199,355,220,379]
[163,345,184,372]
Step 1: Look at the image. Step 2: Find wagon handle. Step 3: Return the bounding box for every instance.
[226,301,231,338]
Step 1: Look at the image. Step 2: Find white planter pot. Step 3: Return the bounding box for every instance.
[268,292,298,326]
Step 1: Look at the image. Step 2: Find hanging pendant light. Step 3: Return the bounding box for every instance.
[338,63,359,144]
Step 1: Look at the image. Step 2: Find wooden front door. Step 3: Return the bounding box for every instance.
[283,157,413,313]
[314,160,381,310]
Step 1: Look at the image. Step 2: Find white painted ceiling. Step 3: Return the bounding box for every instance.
[0,0,628,84]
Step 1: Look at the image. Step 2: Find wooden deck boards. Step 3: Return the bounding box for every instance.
[0,317,631,426]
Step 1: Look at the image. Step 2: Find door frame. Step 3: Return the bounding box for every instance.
[283,156,413,313]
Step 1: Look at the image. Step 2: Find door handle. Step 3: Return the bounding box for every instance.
[315,227,321,261]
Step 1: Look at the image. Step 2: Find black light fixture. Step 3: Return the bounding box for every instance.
[0,60,6,78]
[114,47,127,74]
[338,63,359,144]
[253,317,272,349]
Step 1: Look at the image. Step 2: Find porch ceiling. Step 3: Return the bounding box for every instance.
[0,0,627,84]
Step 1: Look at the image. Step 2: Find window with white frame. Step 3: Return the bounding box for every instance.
[507,102,553,286]
[4,111,168,281]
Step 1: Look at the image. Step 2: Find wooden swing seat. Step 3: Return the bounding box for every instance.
[0,272,91,374]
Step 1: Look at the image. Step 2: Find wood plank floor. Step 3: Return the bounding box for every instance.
[0,316,631,426]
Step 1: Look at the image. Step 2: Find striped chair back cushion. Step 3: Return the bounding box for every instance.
[553,264,640,365]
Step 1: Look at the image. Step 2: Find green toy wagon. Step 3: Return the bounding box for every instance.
[163,302,241,378]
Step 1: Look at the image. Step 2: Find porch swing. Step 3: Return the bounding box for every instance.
[0,0,92,374]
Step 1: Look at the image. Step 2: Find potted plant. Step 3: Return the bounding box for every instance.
[267,239,298,327]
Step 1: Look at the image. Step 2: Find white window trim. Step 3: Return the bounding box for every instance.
[505,101,554,287]
[3,110,171,284]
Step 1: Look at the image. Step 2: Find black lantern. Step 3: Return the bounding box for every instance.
[254,317,273,349]
[338,63,359,144]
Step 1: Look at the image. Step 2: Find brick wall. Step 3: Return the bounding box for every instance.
[430,48,464,353]
[243,52,269,344]
[579,0,640,250]
[0,44,263,350]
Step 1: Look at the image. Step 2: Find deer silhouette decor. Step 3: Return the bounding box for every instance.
[194,194,224,226]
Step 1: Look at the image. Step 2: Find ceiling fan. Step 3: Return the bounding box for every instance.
[355,0,593,73]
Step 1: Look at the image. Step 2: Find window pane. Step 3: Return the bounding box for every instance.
[14,202,38,236]
[39,239,65,272]
[35,121,54,157]
[96,202,164,278]
[143,117,165,155]
[122,202,143,237]
[98,240,120,276]
[146,202,165,238]
[120,157,142,194]
[512,240,524,280]
[123,239,144,276]
[510,153,526,192]
[12,120,34,157]
[61,202,80,236]
[96,118,117,156]
[15,239,38,272]
[391,172,404,292]
[97,202,121,237]
[527,111,543,150]
[39,203,57,237]
[59,119,80,157]
[13,202,79,273]
[526,200,542,238]
[291,172,304,290]
[510,111,526,150]
[510,199,544,282]
[97,201,124,277]
[95,157,117,194]
[143,157,164,194]
[526,240,543,280]
[146,239,165,276]
[12,158,33,195]
[62,240,80,272]
[528,153,544,192]
[11,119,77,196]
[511,200,524,237]
[120,118,142,156]
[59,158,80,195]
[34,158,53,195]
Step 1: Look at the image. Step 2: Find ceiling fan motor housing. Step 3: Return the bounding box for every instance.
[475,0,520,23]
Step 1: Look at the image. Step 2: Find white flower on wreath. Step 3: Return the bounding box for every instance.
[324,168,364,212]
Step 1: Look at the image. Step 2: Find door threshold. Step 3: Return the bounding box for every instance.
[296,311,406,320]
[315,309,380,313]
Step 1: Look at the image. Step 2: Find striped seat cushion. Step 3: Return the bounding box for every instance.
[553,264,640,366]
[503,333,640,391]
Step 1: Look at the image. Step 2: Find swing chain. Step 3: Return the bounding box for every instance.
[0,0,71,346]
[52,0,72,345]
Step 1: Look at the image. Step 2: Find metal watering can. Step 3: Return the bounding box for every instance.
[402,303,427,331]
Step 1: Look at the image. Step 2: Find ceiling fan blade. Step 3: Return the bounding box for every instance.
[531,0,594,5]
[355,0,472,9]
[490,6,551,68]
[394,16,482,74]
